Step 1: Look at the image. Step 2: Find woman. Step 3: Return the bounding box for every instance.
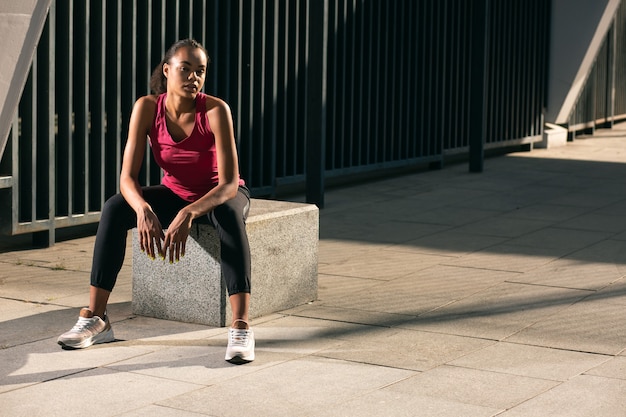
[57,39,254,364]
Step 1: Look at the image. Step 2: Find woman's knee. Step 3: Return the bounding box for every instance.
[212,197,248,226]
[100,194,134,226]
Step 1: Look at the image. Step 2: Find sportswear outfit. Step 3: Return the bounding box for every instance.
[59,92,254,362]
[91,92,251,296]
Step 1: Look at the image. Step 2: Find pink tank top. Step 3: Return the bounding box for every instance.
[149,92,244,202]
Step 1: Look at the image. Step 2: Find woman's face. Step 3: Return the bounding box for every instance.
[163,46,207,97]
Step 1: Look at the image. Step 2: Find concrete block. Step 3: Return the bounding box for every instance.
[132,199,319,327]
[536,123,568,149]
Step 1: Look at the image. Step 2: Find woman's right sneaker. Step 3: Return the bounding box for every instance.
[57,308,115,349]
[225,321,255,364]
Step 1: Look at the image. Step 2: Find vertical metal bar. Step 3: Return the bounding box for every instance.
[59,0,74,215]
[115,0,122,192]
[469,0,488,173]
[83,1,90,215]
[11,111,19,235]
[365,0,374,163]
[257,0,266,187]
[607,17,616,126]
[338,0,346,168]
[305,0,327,207]
[327,0,336,169]
[91,0,106,211]
[34,4,56,246]
[294,0,301,177]
[418,0,426,157]
[438,0,447,164]
[271,0,279,187]
[30,53,38,226]
[356,0,365,164]
[48,3,56,244]
[279,0,288,177]
[236,0,245,180]
[347,0,355,166]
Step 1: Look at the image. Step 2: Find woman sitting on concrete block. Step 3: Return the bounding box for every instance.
[57,38,255,364]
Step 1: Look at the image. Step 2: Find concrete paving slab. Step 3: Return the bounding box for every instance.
[0,265,89,303]
[406,282,591,340]
[106,314,217,344]
[585,355,626,379]
[593,198,626,216]
[449,342,609,381]
[546,189,625,209]
[443,243,572,273]
[311,389,500,417]
[317,247,450,281]
[316,274,381,305]
[392,230,508,258]
[355,220,453,245]
[105,344,286,386]
[455,216,552,239]
[265,313,405,344]
[317,265,517,316]
[387,365,559,410]
[317,239,394,263]
[503,203,592,222]
[505,299,626,355]
[396,205,501,227]
[506,227,610,251]
[0,337,155,394]
[496,374,626,417]
[556,211,626,234]
[399,185,495,207]
[585,278,626,306]
[117,405,207,417]
[1,366,203,417]
[0,300,72,347]
[562,238,626,267]
[316,329,494,371]
[513,258,625,291]
[156,356,416,417]
[285,303,414,328]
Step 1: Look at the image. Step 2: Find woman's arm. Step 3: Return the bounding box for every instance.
[120,95,164,259]
[163,96,241,262]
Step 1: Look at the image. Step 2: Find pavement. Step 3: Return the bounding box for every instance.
[2,126,626,416]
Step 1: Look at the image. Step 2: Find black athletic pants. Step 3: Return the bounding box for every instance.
[90,185,251,296]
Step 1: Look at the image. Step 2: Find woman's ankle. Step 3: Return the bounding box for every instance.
[231,319,249,329]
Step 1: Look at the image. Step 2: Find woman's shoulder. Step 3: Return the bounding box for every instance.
[133,95,159,119]
[202,94,230,113]
[136,94,159,108]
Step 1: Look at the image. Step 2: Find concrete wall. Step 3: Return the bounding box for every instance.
[546,0,621,124]
[0,0,51,161]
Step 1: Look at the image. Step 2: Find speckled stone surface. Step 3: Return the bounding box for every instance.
[132,198,319,326]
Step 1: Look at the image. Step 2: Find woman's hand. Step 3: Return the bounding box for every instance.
[136,205,165,260]
[163,209,193,263]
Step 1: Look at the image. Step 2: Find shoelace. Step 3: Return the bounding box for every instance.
[229,329,250,347]
[70,317,96,332]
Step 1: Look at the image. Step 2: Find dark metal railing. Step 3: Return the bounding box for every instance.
[1,0,552,245]
[569,0,626,135]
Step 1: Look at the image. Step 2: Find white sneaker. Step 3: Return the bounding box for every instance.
[57,308,115,349]
[225,321,255,364]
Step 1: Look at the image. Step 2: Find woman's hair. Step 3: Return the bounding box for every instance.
[149,38,211,95]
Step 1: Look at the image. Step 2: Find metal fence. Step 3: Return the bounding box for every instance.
[569,0,626,135]
[0,0,551,245]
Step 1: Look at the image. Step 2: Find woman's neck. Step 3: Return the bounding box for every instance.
[165,93,196,118]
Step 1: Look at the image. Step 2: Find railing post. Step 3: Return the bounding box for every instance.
[469,0,489,173]
[305,0,328,208]
[607,19,616,127]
